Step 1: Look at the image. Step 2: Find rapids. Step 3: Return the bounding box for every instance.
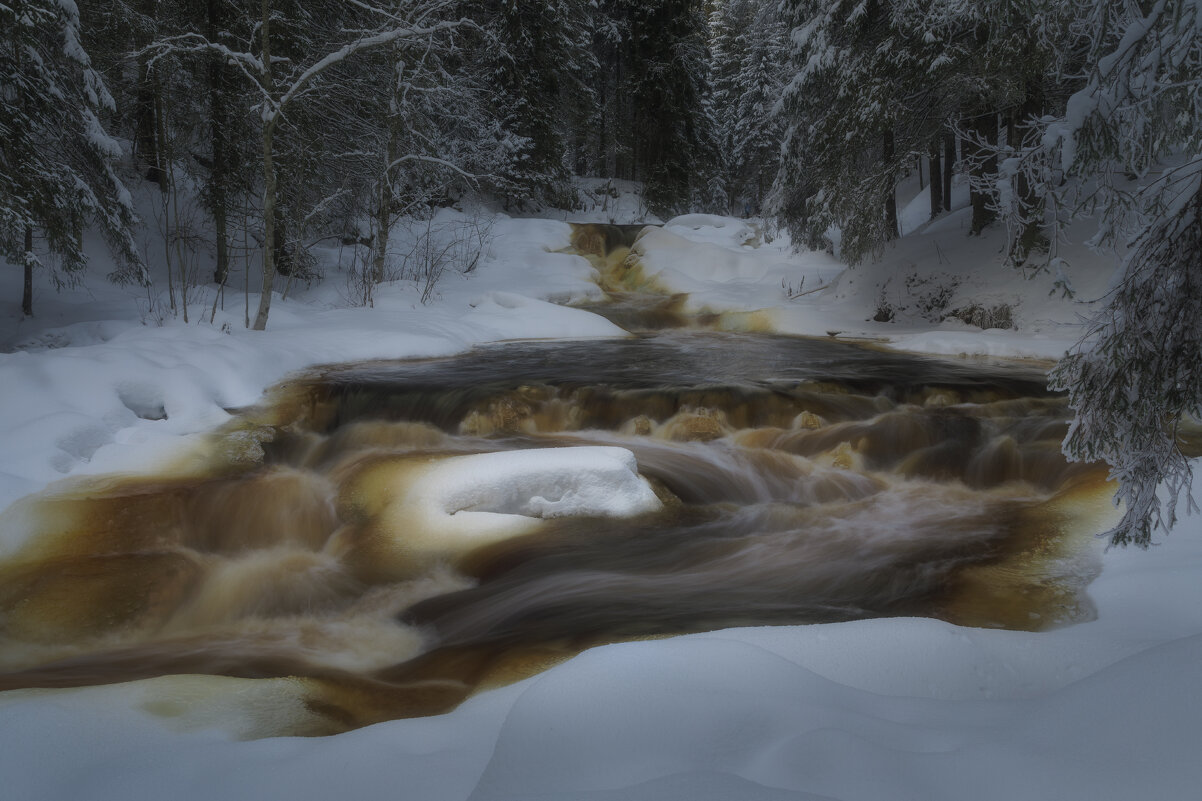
[0,331,1114,735]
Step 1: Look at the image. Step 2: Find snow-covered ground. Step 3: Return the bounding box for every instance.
[3,195,1199,801]
[631,179,1112,362]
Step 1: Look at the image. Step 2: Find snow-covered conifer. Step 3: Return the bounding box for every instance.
[771,0,926,261]
[0,0,145,315]
[710,0,787,215]
[476,0,597,209]
[730,3,788,214]
[622,0,717,214]
[771,0,1074,261]
[1045,0,1202,547]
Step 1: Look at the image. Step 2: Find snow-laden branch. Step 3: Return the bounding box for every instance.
[143,34,270,105]
[345,0,457,29]
[386,153,481,182]
[273,18,472,120]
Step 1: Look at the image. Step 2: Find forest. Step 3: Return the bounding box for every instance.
[4,2,1198,283]
[2,0,1201,535]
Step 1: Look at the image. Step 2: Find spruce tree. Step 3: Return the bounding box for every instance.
[623,0,716,214]
[771,0,1073,262]
[482,0,596,208]
[708,0,753,212]
[729,2,788,214]
[1,0,145,315]
[1044,0,1202,547]
[772,0,921,261]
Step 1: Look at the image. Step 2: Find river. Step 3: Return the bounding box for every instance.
[0,329,1113,735]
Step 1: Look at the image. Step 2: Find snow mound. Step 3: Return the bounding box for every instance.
[664,214,757,246]
[467,216,609,305]
[376,447,662,566]
[411,446,660,526]
[633,227,768,285]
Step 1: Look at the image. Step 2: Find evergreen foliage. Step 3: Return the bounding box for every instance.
[623,0,717,214]
[710,0,788,214]
[770,0,1075,262]
[1,0,145,315]
[585,0,717,215]
[478,0,596,208]
[1044,0,1202,547]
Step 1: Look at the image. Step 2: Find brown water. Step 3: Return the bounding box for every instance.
[0,332,1114,735]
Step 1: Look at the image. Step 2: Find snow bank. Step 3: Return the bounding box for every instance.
[886,326,1076,362]
[634,226,770,283]
[602,187,1110,363]
[464,291,625,339]
[626,218,841,318]
[466,216,610,306]
[664,213,757,246]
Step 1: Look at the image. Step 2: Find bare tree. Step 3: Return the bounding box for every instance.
[149,0,478,329]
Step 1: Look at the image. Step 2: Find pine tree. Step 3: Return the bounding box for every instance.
[1,0,145,316]
[588,0,630,179]
[708,0,753,212]
[771,0,1074,262]
[710,0,788,215]
[772,0,922,261]
[79,0,257,288]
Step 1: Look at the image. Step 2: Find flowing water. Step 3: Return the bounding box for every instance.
[0,330,1116,736]
[0,223,1117,734]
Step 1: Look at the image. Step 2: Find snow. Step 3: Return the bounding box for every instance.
[0,214,624,539]
[620,198,1105,362]
[531,177,662,225]
[1,185,1199,800]
[375,446,662,563]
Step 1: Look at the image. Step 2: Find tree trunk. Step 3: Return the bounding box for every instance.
[157,88,183,317]
[22,226,33,317]
[207,0,231,285]
[252,0,276,331]
[967,111,998,235]
[135,69,165,187]
[135,66,159,184]
[1012,88,1047,261]
[254,119,276,331]
[929,137,943,220]
[213,186,230,285]
[942,130,954,212]
[883,129,898,240]
[273,206,292,277]
[135,0,166,189]
[372,152,391,287]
